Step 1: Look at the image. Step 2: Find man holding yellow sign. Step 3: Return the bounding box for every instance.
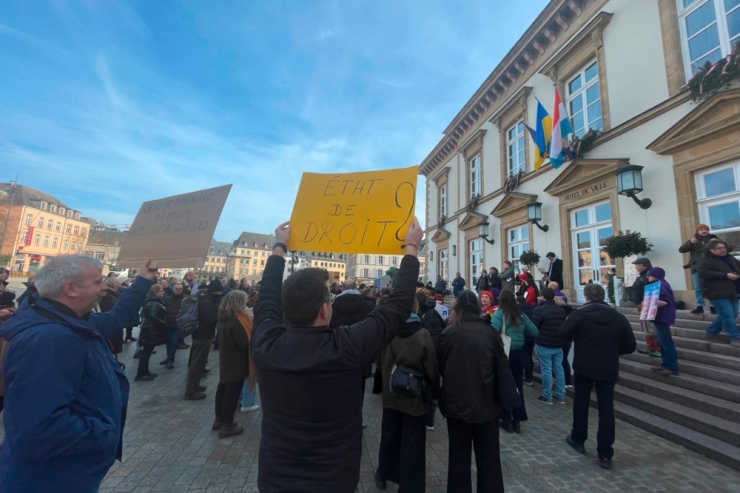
[288,165,418,255]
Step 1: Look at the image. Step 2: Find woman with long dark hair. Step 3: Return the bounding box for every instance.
[491,290,538,434]
[517,273,539,305]
[438,291,505,492]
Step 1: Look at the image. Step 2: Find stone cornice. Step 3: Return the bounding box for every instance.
[419,0,608,177]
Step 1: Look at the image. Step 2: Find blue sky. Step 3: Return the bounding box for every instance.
[0,0,548,242]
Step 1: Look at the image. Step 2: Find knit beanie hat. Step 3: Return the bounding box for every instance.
[697,224,710,232]
[457,290,479,308]
[519,273,529,281]
[207,279,223,293]
[479,290,494,301]
[490,288,501,299]
[647,267,665,279]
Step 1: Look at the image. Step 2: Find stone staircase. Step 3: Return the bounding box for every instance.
[611,307,740,471]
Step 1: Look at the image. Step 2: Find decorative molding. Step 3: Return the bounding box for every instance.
[544,158,628,197]
[458,128,488,159]
[431,166,451,186]
[458,210,489,231]
[431,227,452,243]
[647,89,740,155]
[489,86,533,128]
[491,192,538,218]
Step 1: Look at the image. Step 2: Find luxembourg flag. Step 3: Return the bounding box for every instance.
[550,88,573,169]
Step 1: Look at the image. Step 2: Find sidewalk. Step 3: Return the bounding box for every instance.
[2,337,740,492]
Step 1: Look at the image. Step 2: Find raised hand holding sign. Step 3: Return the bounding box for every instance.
[288,166,418,254]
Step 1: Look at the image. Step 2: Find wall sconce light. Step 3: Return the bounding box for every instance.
[452,245,457,256]
[429,251,434,261]
[527,201,549,232]
[477,221,495,245]
[615,164,652,209]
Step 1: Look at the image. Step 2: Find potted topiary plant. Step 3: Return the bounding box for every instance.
[519,250,541,275]
[603,230,653,305]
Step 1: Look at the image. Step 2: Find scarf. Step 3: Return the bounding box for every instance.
[236,309,257,391]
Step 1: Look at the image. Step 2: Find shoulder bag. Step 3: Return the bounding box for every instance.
[500,314,511,357]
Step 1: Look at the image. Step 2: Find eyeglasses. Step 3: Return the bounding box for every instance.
[329,293,336,304]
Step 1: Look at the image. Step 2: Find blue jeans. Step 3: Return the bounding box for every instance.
[240,380,258,407]
[653,322,679,372]
[536,345,565,401]
[707,298,740,340]
[692,273,706,307]
[165,326,179,363]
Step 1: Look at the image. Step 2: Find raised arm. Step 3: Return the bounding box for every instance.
[253,222,290,335]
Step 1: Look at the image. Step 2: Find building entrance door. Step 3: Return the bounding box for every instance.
[571,201,615,303]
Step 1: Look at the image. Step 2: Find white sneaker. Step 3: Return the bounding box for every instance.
[426,425,434,431]
[241,404,260,413]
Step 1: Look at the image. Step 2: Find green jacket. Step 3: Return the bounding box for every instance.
[490,309,539,350]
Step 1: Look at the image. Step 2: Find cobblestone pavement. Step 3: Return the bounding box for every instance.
[3,337,740,493]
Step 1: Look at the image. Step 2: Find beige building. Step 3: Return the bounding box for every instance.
[84,230,127,276]
[197,238,230,278]
[346,253,404,284]
[0,182,90,273]
[421,0,740,305]
[227,232,275,282]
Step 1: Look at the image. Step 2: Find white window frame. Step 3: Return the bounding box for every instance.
[53,237,59,248]
[507,225,531,275]
[38,216,44,228]
[678,0,740,76]
[469,154,481,197]
[377,269,384,278]
[362,268,369,278]
[439,249,449,281]
[25,214,32,226]
[507,121,526,176]
[21,230,28,244]
[469,239,483,290]
[34,234,41,246]
[63,238,69,250]
[439,184,447,217]
[696,162,740,235]
[378,256,384,265]
[566,61,602,138]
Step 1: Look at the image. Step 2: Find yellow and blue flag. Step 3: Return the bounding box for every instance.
[523,100,552,171]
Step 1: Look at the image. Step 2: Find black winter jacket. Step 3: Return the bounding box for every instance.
[558,302,636,382]
[679,233,719,273]
[329,292,376,329]
[488,273,502,291]
[631,269,651,305]
[421,307,444,352]
[438,313,505,423]
[99,288,120,313]
[139,296,167,346]
[532,301,567,348]
[164,293,185,327]
[252,254,420,493]
[698,251,740,300]
[475,274,489,292]
[193,294,219,340]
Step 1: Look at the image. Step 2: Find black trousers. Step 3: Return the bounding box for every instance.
[500,348,527,423]
[446,418,504,493]
[571,372,616,459]
[136,344,154,378]
[185,338,211,394]
[522,338,535,381]
[562,343,573,386]
[215,379,244,425]
[377,408,427,493]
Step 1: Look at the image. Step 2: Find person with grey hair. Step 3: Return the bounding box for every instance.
[0,255,157,493]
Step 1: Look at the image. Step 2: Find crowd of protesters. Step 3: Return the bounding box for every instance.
[1,218,738,492]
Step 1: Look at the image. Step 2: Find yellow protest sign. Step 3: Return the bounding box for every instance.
[288,166,417,254]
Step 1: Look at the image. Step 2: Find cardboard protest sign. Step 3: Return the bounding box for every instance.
[639,281,660,321]
[288,166,417,254]
[116,185,232,268]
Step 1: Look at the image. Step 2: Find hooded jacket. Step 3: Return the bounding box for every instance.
[329,290,376,329]
[679,232,719,273]
[0,276,152,493]
[438,313,505,423]
[421,303,444,351]
[557,302,636,382]
[380,314,439,416]
[532,301,568,348]
[499,266,516,293]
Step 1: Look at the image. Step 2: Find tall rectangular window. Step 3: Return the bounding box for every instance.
[21,230,28,244]
[377,269,384,278]
[507,122,526,176]
[47,219,53,230]
[52,236,59,248]
[26,214,32,225]
[364,255,371,264]
[507,225,531,275]
[38,216,44,228]
[678,0,740,75]
[469,155,481,197]
[378,256,384,265]
[44,236,50,247]
[469,239,483,289]
[567,61,602,138]
[696,162,740,249]
[63,239,69,250]
[363,268,369,278]
[66,224,72,234]
[34,234,41,245]
[439,249,449,281]
[439,185,447,217]
[74,226,79,236]
[56,221,61,232]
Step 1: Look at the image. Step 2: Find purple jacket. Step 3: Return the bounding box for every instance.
[652,279,676,325]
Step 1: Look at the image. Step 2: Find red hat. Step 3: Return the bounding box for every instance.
[519,273,529,281]
[479,290,494,301]
[434,293,444,303]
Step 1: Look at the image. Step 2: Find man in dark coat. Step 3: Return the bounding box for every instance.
[545,252,564,289]
[698,239,740,346]
[184,281,222,400]
[475,269,489,293]
[161,282,185,369]
[488,267,502,291]
[679,223,718,314]
[558,284,636,470]
[251,219,423,493]
[531,288,567,405]
[451,272,466,296]
[434,275,447,295]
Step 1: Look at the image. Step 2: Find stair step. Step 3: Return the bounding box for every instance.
[612,385,740,446]
[610,400,740,471]
[618,359,740,404]
[617,306,718,322]
[622,352,740,386]
[634,340,740,371]
[624,313,712,331]
[618,372,740,422]
[628,321,710,341]
[633,331,740,358]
